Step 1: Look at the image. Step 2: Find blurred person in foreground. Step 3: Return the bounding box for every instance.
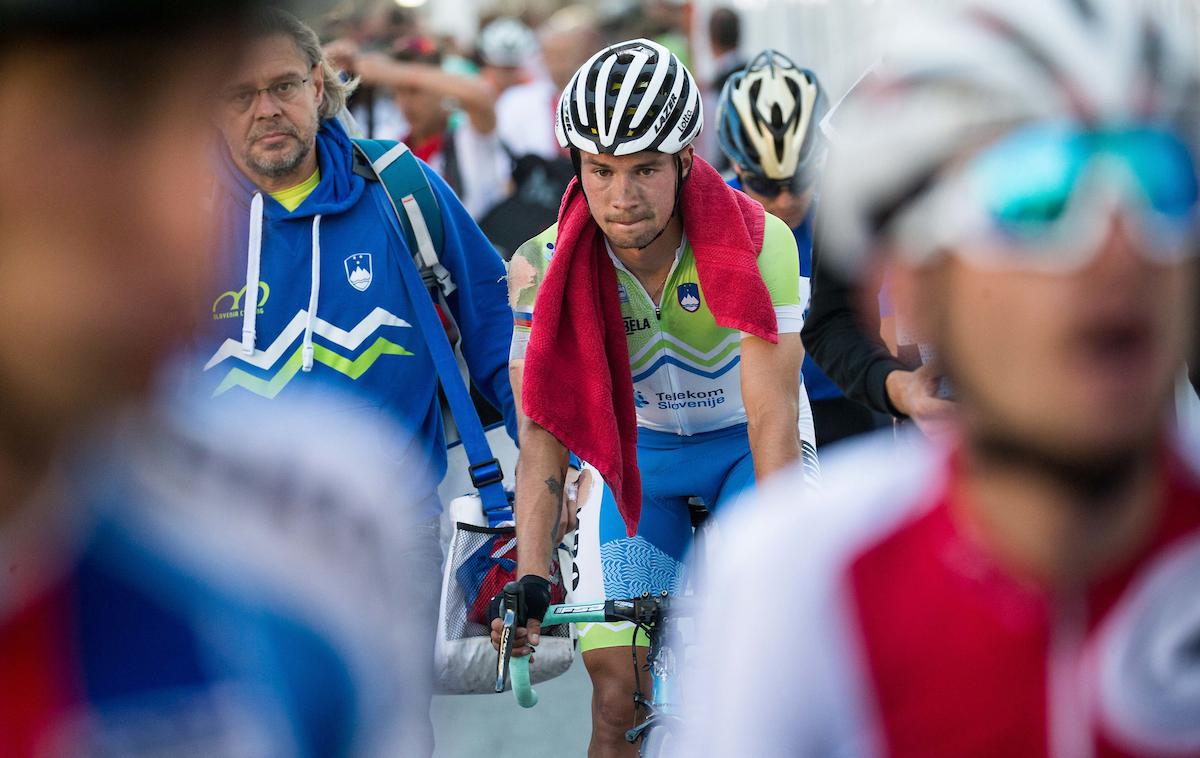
[719,50,881,448]
[0,2,419,755]
[680,0,1200,754]
[202,8,518,754]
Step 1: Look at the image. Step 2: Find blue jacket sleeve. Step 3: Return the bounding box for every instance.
[419,162,519,443]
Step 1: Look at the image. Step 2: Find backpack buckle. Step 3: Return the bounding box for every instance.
[469,458,504,489]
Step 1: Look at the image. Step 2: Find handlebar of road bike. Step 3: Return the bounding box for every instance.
[505,596,679,708]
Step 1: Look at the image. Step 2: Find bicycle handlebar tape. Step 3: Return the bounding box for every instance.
[510,655,538,708]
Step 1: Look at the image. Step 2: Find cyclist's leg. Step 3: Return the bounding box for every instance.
[705,426,757,517]
[583,624,652,758]
[575,433,691,756]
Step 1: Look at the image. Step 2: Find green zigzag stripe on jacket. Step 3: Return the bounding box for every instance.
[213,337,412,399]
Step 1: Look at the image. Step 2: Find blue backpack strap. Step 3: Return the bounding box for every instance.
[360,143,511,522]
[396,247,510,521]
[351,138,456,297]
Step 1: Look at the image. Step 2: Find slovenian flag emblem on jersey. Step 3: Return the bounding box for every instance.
[677,282,701,313]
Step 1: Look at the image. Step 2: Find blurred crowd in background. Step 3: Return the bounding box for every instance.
[307,1,753,258]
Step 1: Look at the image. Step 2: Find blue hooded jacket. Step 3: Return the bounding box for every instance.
[201,119,516,517]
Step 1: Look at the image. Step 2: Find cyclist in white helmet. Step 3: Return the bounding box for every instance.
[493,38,813,754]
[682,0,1200,753]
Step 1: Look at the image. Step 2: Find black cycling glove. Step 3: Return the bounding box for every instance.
[488,574,552,627]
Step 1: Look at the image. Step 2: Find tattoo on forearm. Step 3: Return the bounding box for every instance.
[545,467,566,546]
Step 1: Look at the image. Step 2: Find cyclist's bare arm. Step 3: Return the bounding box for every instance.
[513,413,569,583]
[508,358,576,542]
[491,359,568,655]
[741,332,804,481]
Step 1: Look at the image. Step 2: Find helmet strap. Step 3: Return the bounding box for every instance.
[570,148,590,206]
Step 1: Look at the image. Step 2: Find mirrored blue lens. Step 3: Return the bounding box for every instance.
[970,123,1083,235]
[1112,129,1199,219]
[969,123,1198,235]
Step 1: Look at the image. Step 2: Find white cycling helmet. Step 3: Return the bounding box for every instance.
[478,17,537,68]
[555,37,703,156]
[820,0,1200,275]
[717,50,827,182]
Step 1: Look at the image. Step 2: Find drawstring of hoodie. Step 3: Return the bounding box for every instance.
[239,195,322,373]
[302,215,322,371]
[241,193,264,354]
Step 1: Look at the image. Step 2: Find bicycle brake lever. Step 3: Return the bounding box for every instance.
[495,607,516,692]
[494,581,523,693]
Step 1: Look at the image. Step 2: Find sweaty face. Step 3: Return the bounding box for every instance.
[895,215,1194,463]
[216,34,322,185]
[579,150,687,250]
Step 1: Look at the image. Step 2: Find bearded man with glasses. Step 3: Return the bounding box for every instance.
[205,9,519,756]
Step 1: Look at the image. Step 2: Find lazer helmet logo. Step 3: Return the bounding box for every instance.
[655,93,679,132]
[212,281,270,321]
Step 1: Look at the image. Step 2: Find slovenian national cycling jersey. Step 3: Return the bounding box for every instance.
[509,213,805,436]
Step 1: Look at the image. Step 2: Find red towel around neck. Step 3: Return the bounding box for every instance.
[522,155,775,537]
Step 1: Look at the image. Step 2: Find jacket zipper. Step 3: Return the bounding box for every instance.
[612,254,685,434]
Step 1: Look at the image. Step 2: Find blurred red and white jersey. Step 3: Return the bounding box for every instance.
[680,432,1200,758]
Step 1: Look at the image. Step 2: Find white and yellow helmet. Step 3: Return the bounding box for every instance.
[717,50,827,182]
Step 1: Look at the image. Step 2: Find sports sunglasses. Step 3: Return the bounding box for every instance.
[895,121,1200,271]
